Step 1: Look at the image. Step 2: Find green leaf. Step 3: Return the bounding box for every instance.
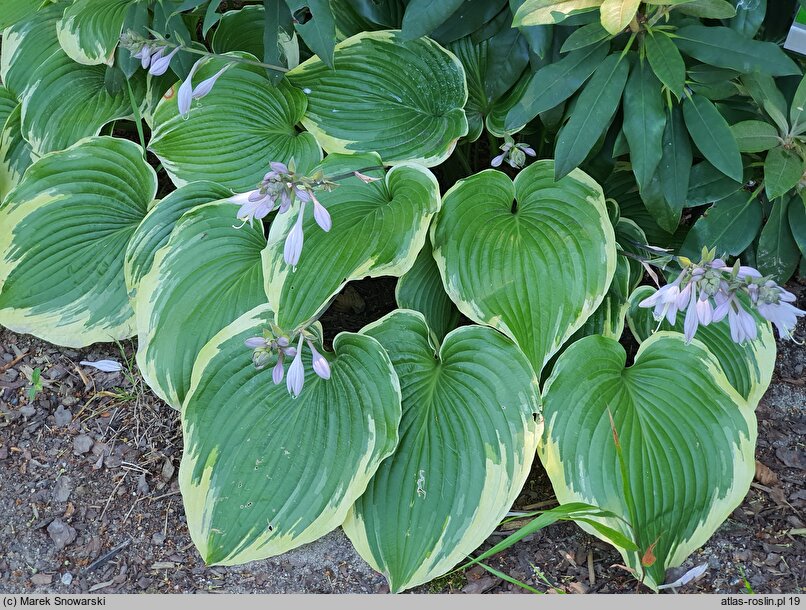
[56,0,138,66]
[124,181,234,299]
[599,0,640,35]
[400,0,464,39]
[285,0,336,67]
[512,0,603,26]
[569,253,631,340]
[395,241,460,341]
[0,85,17,128]
[181,304,401,565]
[680,190,762,258]
[682,94,743,182]
[757,196,801,283]
[540,333,756,590]
[0,137,155,347]
[450,29,529,141]
[730,120,780,153]
[265,153,441,331]
[287,31,468,167]
[728,0,765,37]
[0,0,41,29]
[505,43,608,133]
[654,105,691,231]
[150,56,321,191]
[1,4,144,155]
[560,21,610,53]
[554,53,629,179]
[622,60,666,190]
[676,0,736,18]
[789,195,806,259]
[347,310,541,592]
[674,25,801,77]
[644,31,685,97]
[789,73,806,132]
[136,202,267,410]
[431,161,617,373]
[626,286,775,408]
[764,147,804,200]
[0,105,37,202]
[686,160,742,207]
[212,6,267,60]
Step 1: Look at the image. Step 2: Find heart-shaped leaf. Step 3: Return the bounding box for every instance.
[346,310,541,592]
[124,181,234,298]
[626,286,775,408]
[431,160,617,373]
[181,304,401,565]
[287,31,468,167]
[0,137,155,347]
[540,333,756,590]
[150,56,322,191]
[136,202,266,409]
[264,153,440,330]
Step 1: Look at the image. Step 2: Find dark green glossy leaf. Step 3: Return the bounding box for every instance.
[764,147,804,200]
[622,59,665,190]
[505,43,608,132]
[674,25,800,77]
[757,196,801,283]
[680,190,762,258]
[554,53,629,179]
[286,0,336,67]
[682,94,743,181]
[686,160,742,207]
[400,0,463,40]
[655,105,691,231]
[645,31,685,97]
[730,120,781,153]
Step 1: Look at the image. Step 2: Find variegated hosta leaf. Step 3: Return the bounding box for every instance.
[287,31,468,167]
[0,0,41,29]
[1,4,143,155]
[395,240,460,341]
[431,160,617,373]
[540,333,756,590]
[0,137,155,347]
[348,310,541,592]
[150,56,322,191]
[626,286,775,409]
[264,153,441,330]
[212,5,299,68]
[0,104,36,202]
[56,0,138,65]
[181,304,401,565]
[136,202,266,410]
[449,29,529,141]
[124,181,234,298]
[570,254,631,340]
[0,85,17,126]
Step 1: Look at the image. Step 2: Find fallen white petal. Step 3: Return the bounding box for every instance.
[79,360,123,373]
[657,563,708,590]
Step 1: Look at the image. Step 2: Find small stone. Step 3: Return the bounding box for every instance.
[20,405,36,417]
[73,435,93,455]
[53,406,72,426]
[136,473,150,496]
[31,573,53,586]
[61,573,73,586]
[53,476,72,503]
[45,366,66,380]
[47,519,77,549]
[161,457,175,482]
[151,532,166,545]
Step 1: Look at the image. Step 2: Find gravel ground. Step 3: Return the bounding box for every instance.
[0,279,803,595]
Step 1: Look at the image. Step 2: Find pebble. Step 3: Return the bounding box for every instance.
[47,519,77,549]
[73,435,93,455]
[61,573,73,586]
[53,476,73,503]
[151,532,166,545]
[31,573,53,586]
[20,405,36,418]
[53,405,72,426]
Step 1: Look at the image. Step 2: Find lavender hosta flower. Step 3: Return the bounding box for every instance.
[308,341,331,380]
[639,274,683,325]
[244,336,269,349]
[233,190,274,225]
[177,59,230,119]
[728,302,758,344]
[272,354,285,384]
[133,44,154,69]
[754,282,804,339]
[683,285,700,343]
[311,193,332,232]
[491,136,537,169]
[148,47,180,76]
[284,206,305,266]
[286,336,305,397]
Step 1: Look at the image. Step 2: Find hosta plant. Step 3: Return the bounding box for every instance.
[0,0,803,594]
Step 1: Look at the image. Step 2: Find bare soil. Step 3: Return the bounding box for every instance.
[0,278,803,595]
